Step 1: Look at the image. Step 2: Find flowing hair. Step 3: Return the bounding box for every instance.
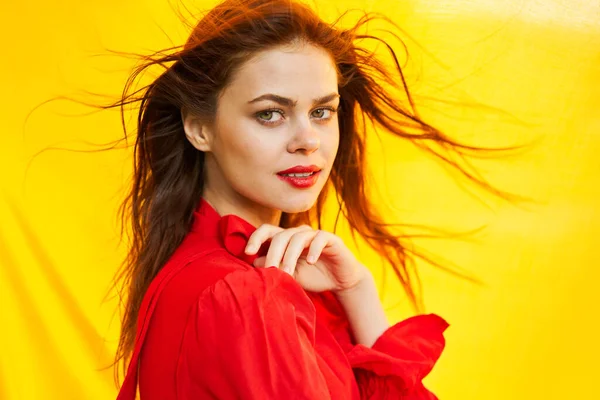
[109,0,522,383]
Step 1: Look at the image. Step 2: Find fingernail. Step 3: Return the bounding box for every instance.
[307,255,316,264]
[245,244,256,254]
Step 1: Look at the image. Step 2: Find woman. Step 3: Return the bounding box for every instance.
[113,0,491,398]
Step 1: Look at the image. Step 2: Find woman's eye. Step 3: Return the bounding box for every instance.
[256,110,284,124]
[312,108,335,119]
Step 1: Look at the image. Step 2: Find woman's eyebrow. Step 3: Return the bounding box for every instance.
[247,93,340,107]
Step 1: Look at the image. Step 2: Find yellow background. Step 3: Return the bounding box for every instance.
[1,0,599,398]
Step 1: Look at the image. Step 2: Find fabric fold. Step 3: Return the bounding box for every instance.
[347,314,448,398]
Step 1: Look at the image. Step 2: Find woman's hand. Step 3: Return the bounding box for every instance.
[244,224,370,293]
[245,224,390,346]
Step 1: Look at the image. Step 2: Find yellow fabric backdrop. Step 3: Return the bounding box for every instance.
[1,0,599,398]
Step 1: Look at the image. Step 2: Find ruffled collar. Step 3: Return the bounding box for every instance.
[191,198,269,265]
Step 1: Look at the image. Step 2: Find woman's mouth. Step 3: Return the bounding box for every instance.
[276,165,322,188]
[279,172,316,177]
[277,170,320,188]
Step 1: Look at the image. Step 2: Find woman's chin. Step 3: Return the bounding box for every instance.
[278,197,318,214]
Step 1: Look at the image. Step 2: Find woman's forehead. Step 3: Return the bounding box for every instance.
[224,45,338,102]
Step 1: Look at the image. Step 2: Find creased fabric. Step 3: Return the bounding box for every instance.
[118,198,448,399]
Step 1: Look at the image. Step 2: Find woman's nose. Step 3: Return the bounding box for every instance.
[287,120,320,154]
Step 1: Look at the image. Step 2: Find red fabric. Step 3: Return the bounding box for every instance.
[117,199,449,399]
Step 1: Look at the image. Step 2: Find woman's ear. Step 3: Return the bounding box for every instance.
[182,109,213,152]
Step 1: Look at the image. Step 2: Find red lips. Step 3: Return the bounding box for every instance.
[276,165,321,175]
[276,165,322,189]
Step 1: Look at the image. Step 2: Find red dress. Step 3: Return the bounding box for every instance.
[117,199,448,399]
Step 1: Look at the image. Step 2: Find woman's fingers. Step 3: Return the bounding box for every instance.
[263,225,312,271]
[246,224,323,275]
[244,224,284,255]
[252,256,267,268]
[280,230,318,275]
[252,230,319,275]
[306,230,331,264]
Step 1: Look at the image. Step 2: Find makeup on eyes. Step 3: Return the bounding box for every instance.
[253,105,339,126]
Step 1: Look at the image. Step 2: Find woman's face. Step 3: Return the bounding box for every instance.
[184,43,340,223]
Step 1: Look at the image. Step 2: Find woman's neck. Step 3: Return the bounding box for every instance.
[202,189,282,228]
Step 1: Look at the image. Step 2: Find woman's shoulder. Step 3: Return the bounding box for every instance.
[158,249,309,316]
[158,248,251,308]
[197,266,308,310]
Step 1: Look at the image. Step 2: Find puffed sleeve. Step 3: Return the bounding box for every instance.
[347,314,449,399]
[174,267,333,400]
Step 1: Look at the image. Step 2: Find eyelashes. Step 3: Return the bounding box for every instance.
[254,106,339,126]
